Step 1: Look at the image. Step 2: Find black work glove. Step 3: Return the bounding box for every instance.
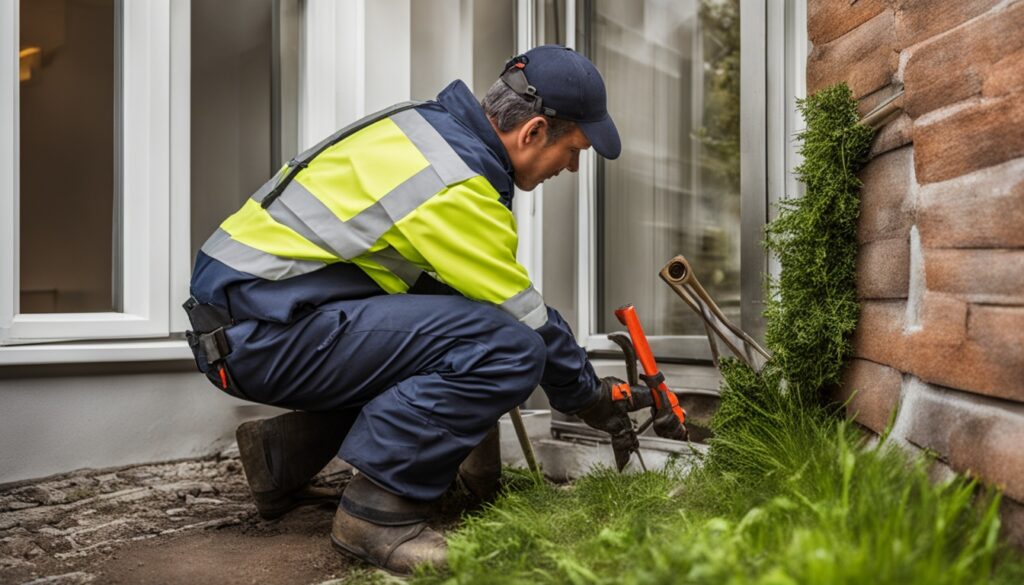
[577,377,642,470]
[577,377,633,434]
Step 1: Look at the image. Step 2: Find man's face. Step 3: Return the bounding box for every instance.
[509,120,591,192]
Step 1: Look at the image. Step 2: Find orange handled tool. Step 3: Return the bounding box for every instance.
[614,305,687,440]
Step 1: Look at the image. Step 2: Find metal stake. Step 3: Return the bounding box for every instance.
[510,407,541,475]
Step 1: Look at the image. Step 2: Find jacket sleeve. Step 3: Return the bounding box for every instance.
[537,306,600,414]
[395,177,599,413]
[395,177,543,327]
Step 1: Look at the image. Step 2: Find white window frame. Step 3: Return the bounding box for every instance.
[299,0,414,152]
[562,0,807,359]
[0,0,192,362]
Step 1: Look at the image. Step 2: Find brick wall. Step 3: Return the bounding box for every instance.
[808,0,1024,545]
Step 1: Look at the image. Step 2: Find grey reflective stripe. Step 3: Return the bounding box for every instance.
[263,186,338,256]
[277,166,445,260]
[292,101,424,165]
[390,109,476,186]
[200,228,325,281]
[227,104,481,281]
[500,286,548,329]
[367,248,424,287]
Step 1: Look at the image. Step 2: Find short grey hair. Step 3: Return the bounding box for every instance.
[481,79,576,144]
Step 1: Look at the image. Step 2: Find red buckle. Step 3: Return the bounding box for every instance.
[218,365,228,390]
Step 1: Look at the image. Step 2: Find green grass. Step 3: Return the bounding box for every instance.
[410,387,1023,584]
[403,83,1024,584]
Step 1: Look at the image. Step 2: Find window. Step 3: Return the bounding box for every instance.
[536,0,806,361]
[1,0,182,347]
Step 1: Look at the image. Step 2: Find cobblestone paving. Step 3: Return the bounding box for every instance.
[0,451,362,585]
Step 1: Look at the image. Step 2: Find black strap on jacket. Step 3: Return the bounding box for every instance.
[259,100,426,209]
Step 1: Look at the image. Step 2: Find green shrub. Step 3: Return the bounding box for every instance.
[763,83,874,401]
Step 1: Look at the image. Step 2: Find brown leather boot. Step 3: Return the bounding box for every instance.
[456,425,502,502]
[236,410,359,519]
[331,473,447,575]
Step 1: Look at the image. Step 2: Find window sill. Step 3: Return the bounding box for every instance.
[0,339,192,366]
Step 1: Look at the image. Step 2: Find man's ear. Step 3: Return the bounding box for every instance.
[517,116,548,147]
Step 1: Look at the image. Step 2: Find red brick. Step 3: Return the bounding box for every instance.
[839,359,903,433]
[903,1,1024,117]
[911,298,1024,402]
[868,113,913,159]
[898,379,1024,502]
[925,249,1024,305]
[968,305,1024,374]
[858,146,916,244]
[913,93,1024,184]
[893,0,1001,49]
[807,11,898,99]
[855,295,1024,401]
[808,0,888,45]
[913,291,969,345]
[852,299,911,369]
[917,157,1024,248]
[983,48,1024,98]
[857,237,910,299]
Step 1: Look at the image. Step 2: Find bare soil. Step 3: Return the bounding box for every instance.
[0,453,464,585]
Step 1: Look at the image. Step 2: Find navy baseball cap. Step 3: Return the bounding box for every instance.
[500,45,621,159]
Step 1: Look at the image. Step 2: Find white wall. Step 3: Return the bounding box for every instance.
[0,370,278,484]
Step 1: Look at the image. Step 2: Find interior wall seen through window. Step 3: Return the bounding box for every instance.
[19,0,117,314]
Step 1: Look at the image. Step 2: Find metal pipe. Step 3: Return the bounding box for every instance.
[861,88,905,129]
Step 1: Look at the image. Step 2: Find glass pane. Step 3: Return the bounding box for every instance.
[538,0,567,46]
[190,0,274,258]
[537,0,579,331]
[410,0,515,101]
[594,0,741,336]
[19,0,117,313]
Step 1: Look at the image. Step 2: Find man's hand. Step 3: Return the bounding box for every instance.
[577,377,634,435]
[577,377,642,470]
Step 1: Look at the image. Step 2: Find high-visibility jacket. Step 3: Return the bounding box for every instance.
[189,80,598,413]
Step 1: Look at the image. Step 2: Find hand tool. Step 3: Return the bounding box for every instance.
[603,305,688,471]
[614,304,688,441]
[658,255,771,372]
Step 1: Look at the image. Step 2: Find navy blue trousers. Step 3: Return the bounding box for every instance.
[223,294,544,500]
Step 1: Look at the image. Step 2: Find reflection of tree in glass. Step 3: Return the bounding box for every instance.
[696,0,740,196]
[694,0,741,321]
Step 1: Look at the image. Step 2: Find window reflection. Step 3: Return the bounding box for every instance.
[595,0,741,336]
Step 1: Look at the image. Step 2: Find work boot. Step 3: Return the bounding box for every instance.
[456,425,502,502]
[236,410,359,519]
[331,473,447,575]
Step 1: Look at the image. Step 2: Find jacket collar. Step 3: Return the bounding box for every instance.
[435,80,515,203]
